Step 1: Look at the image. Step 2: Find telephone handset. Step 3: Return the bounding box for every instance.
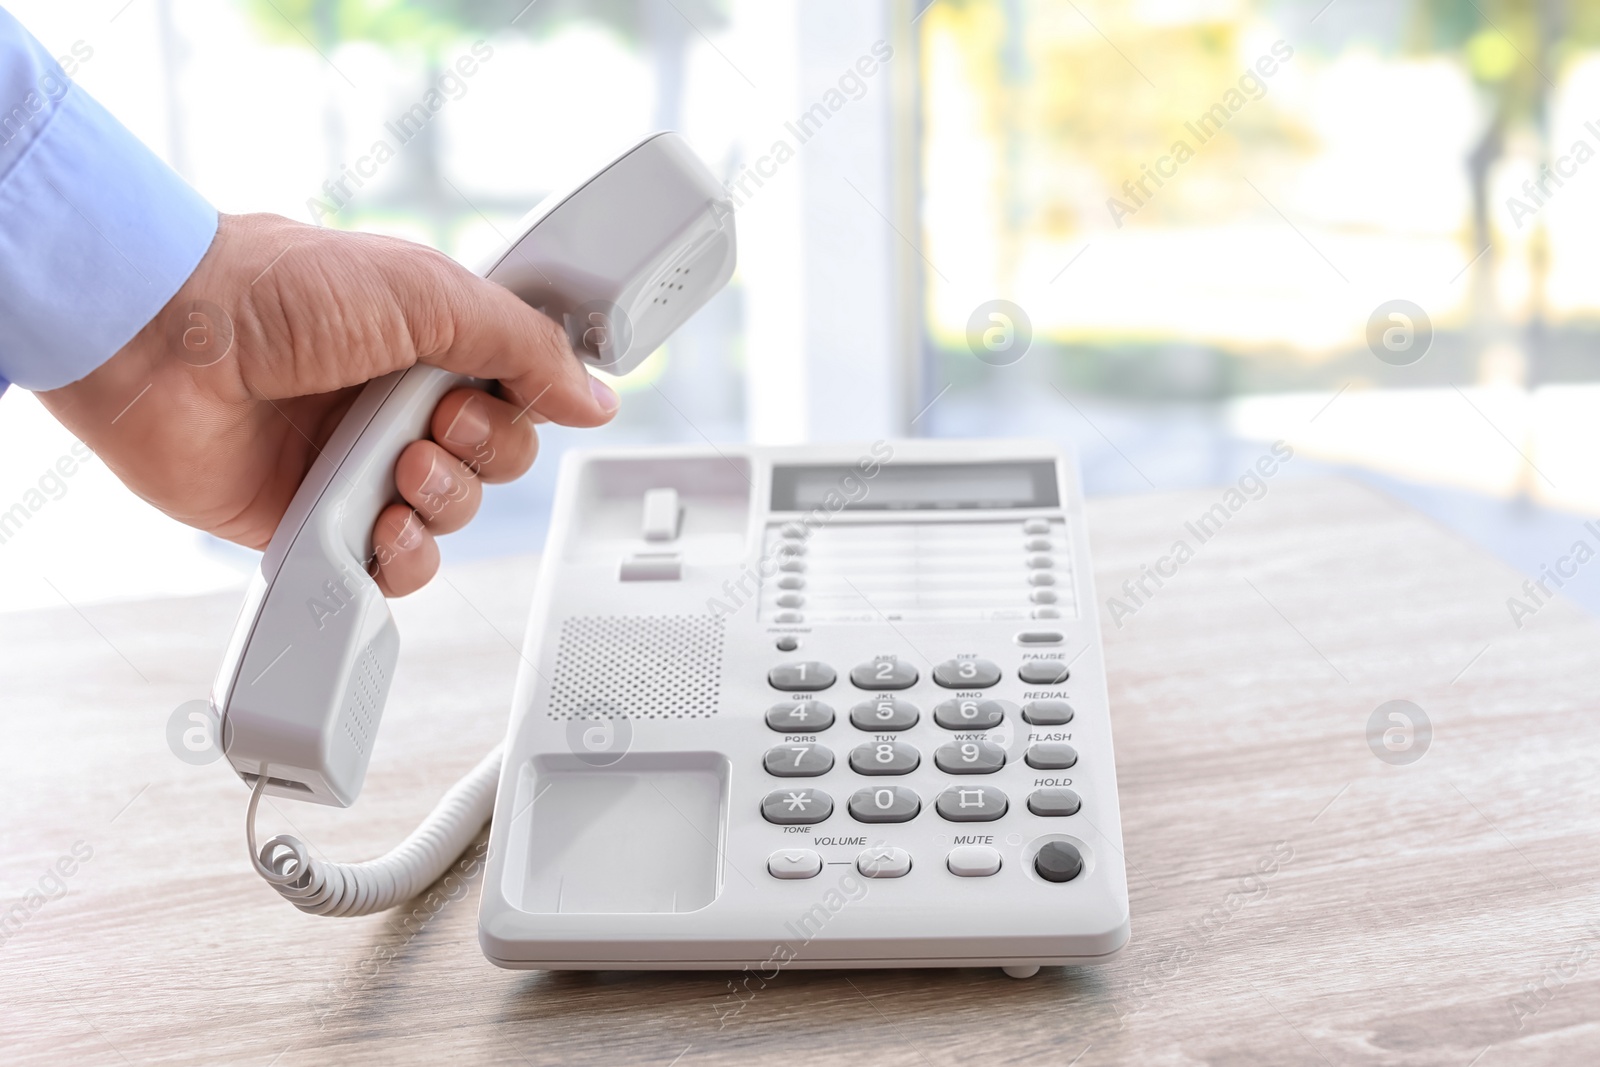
[210,133,735,915]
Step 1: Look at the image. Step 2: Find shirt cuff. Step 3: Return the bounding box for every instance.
[0,80,217,391]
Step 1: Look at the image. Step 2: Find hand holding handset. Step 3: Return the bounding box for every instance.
[210,133,733,917]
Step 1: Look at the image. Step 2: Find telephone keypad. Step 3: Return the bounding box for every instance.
[934,740,1007,774]
[933,698,1009,730]
[764,744,835,777]
[848,741,920,776]
[765,700,835,732]
[932,658,1000,688]
[848,697,919,731]
[769,661,835,691]
[762,788,833,825]
[847,786,921,823]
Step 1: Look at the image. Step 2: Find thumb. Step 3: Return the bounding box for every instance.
[398,246,620,426]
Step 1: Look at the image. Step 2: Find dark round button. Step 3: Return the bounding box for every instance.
[776,636,799,652]
[1034,841,1084,883]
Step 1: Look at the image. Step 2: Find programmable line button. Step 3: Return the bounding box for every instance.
[768,849,822,879]
[849,697,920,732]
[849,657,919,690]
[857,846,911,878]
[848,741,920,776]
[932,658,1001,688]
[762,788,833,825]
[765,700,835,732]
[933,698,1010,730]
[1027,787,1082,817]
[936,786,1008,822]
[848,785,921,823]
[1018,659,1070,685]
[1024,742,1078,770]
[1021,699,1074,726]
[934,740,1007,774]
[768,661,836,691]
[947,845,1002,877]
[763,743,835,777]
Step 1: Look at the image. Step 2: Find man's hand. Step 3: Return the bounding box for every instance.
[37,212,619,595]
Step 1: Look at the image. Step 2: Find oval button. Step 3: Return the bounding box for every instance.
[768,661,836,691]
[849,657,919,690]
[947,845,1002,877]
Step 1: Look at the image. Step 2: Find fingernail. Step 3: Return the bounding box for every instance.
[420,452,459,501]
[589,375,620,414]
[394,512,422,550]
[443,394,491,447]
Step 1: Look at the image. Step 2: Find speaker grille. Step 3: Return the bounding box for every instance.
[342,643,385,756]
[547,615,724,720]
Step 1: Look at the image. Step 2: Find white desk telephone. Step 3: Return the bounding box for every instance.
[213,132,1130,978]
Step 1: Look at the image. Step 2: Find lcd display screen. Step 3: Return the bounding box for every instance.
[770,461,1059,511]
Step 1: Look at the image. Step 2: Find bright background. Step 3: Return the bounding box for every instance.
[4,0,1600,617]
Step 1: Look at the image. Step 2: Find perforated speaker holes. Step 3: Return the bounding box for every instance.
[547,615,725,720]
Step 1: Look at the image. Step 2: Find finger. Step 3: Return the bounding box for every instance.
[391,248,622,427]
[430,388,541,484]
[395,439,481,535]
[372,504,439,597]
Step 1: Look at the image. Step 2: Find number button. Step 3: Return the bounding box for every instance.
[1018,659,1069,685]
[933,740,1006,774]
[761,788,833,825]
[848,741,919,776]
[933,698,1010,730]
[768,661,837,691]
[764,701,835,733]
[849,657,918,690]
[1024,742,1077,770]
[849,697,919,731]
[763,744,834,777]
[932,658,1000,688]
[935,786,1008,822]
[847,786,921,824]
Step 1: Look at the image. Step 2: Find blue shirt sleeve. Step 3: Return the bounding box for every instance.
[0,7,217,393]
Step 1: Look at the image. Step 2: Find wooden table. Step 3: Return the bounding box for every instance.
[4,477,1598,1066]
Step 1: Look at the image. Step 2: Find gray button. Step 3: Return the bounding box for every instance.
[776,592,805,608]
[779,558,806,573]
[1035,840,1084,883]
[934,740,1006,774]
[1022,700,1074,725]
[768,848,821,879]
[850,657,918,690]
[848,785,921,823]
[1026,555,1053,569]
[947,844,1002,876]
[1016,630,1064,645]
[1027,788,1082,816]
[849,741,920,776]
[1030,589,1058,605]
[1031,607,1061,619]
[762,788,833,825]
[780,522,807,538]
[764,743,834,777]
[857,846,911,878]
[1025,743,1078,770]
[849,697,919,731]
[932,658,1000,688]
[765,700,835,732]
[1028,572,1056,586]
[775,635,799,652]
[1024,537,1052,551]
[777,574,805,590]
[933,698,1009,730]
[1018,659,1069,684]
[774,611,805,624]
[779,541,808,557]
[1023,519,1050,534]
[769,661,836,691]
[937,786,1008,822]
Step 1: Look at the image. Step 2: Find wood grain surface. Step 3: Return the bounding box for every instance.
[3,476,1598,1066]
